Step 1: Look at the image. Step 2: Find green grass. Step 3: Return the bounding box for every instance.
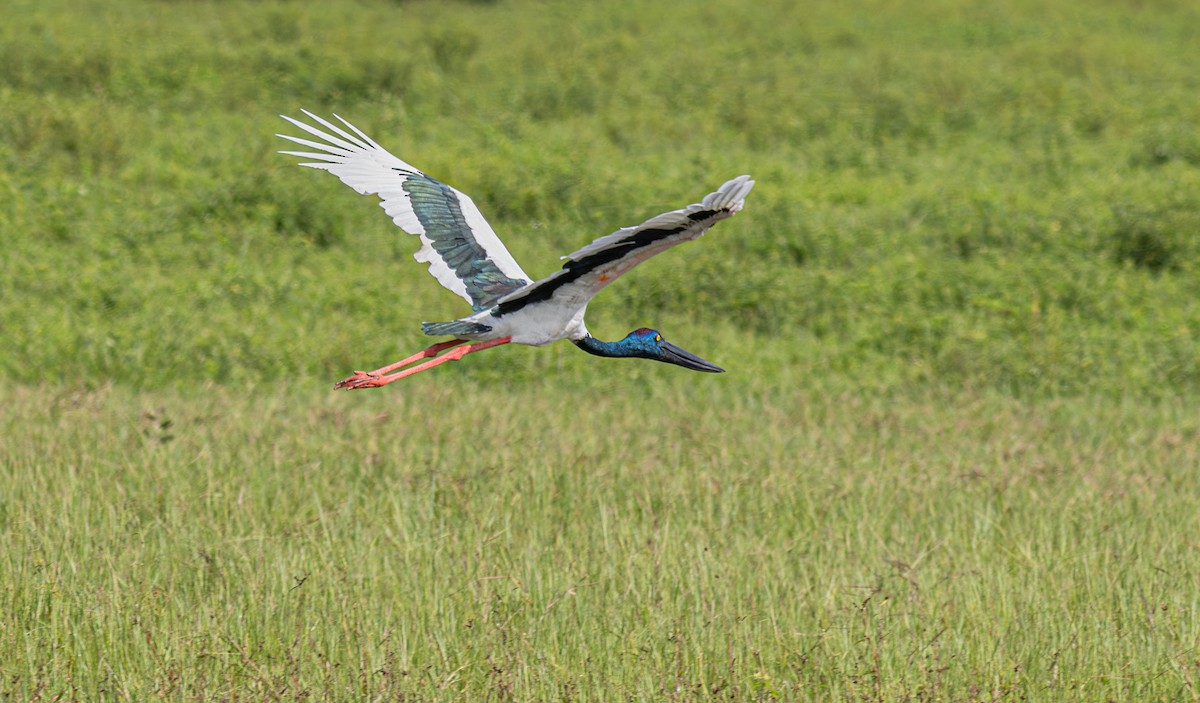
[2,0,1199,699]
[4,382,1200,700]
[2,0,1198,395]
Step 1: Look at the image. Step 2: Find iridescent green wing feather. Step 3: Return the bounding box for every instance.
[278,111,530,311]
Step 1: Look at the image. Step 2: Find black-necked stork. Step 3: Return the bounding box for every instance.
[278,111,755,389]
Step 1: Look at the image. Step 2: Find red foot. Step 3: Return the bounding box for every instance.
[334,371,385,390]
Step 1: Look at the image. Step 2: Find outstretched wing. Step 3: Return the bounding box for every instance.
[277,111,531,311]
[491,175,754,318]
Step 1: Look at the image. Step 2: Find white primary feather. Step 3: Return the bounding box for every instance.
[277,111,530,307]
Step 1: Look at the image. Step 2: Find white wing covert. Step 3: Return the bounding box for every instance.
[278,111,530,310]
[490,175,754,318]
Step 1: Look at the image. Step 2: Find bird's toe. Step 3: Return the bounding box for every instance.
[334,371,379,390]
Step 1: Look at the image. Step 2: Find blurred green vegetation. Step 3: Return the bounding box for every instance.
[1,0,1197,395]
[4,1,1200,699]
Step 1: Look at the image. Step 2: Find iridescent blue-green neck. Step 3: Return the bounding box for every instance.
[573,333,654,360]
[572,329,725,373]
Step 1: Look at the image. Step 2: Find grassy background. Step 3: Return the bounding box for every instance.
[5,383,1199,701]
[2,0,1199,699]
[3,0,1199,394]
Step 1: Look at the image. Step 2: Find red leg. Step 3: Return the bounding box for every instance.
[335,337,512,390]
[334,339,467,389]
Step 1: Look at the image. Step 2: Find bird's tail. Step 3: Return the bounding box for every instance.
[421,320,493,337]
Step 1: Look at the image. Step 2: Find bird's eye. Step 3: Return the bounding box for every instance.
[654,334,662,343]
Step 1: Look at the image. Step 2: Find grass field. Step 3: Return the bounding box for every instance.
[4,383,1199,700]
[2,0,1199,699]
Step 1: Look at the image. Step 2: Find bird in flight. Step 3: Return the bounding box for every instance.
[278,111,754,389]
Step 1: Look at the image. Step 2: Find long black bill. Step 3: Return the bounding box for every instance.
[660,341,725,373]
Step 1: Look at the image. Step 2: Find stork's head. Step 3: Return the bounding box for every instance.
[617,328,725,373]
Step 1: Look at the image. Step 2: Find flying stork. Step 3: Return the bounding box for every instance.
[277,111,754,389]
